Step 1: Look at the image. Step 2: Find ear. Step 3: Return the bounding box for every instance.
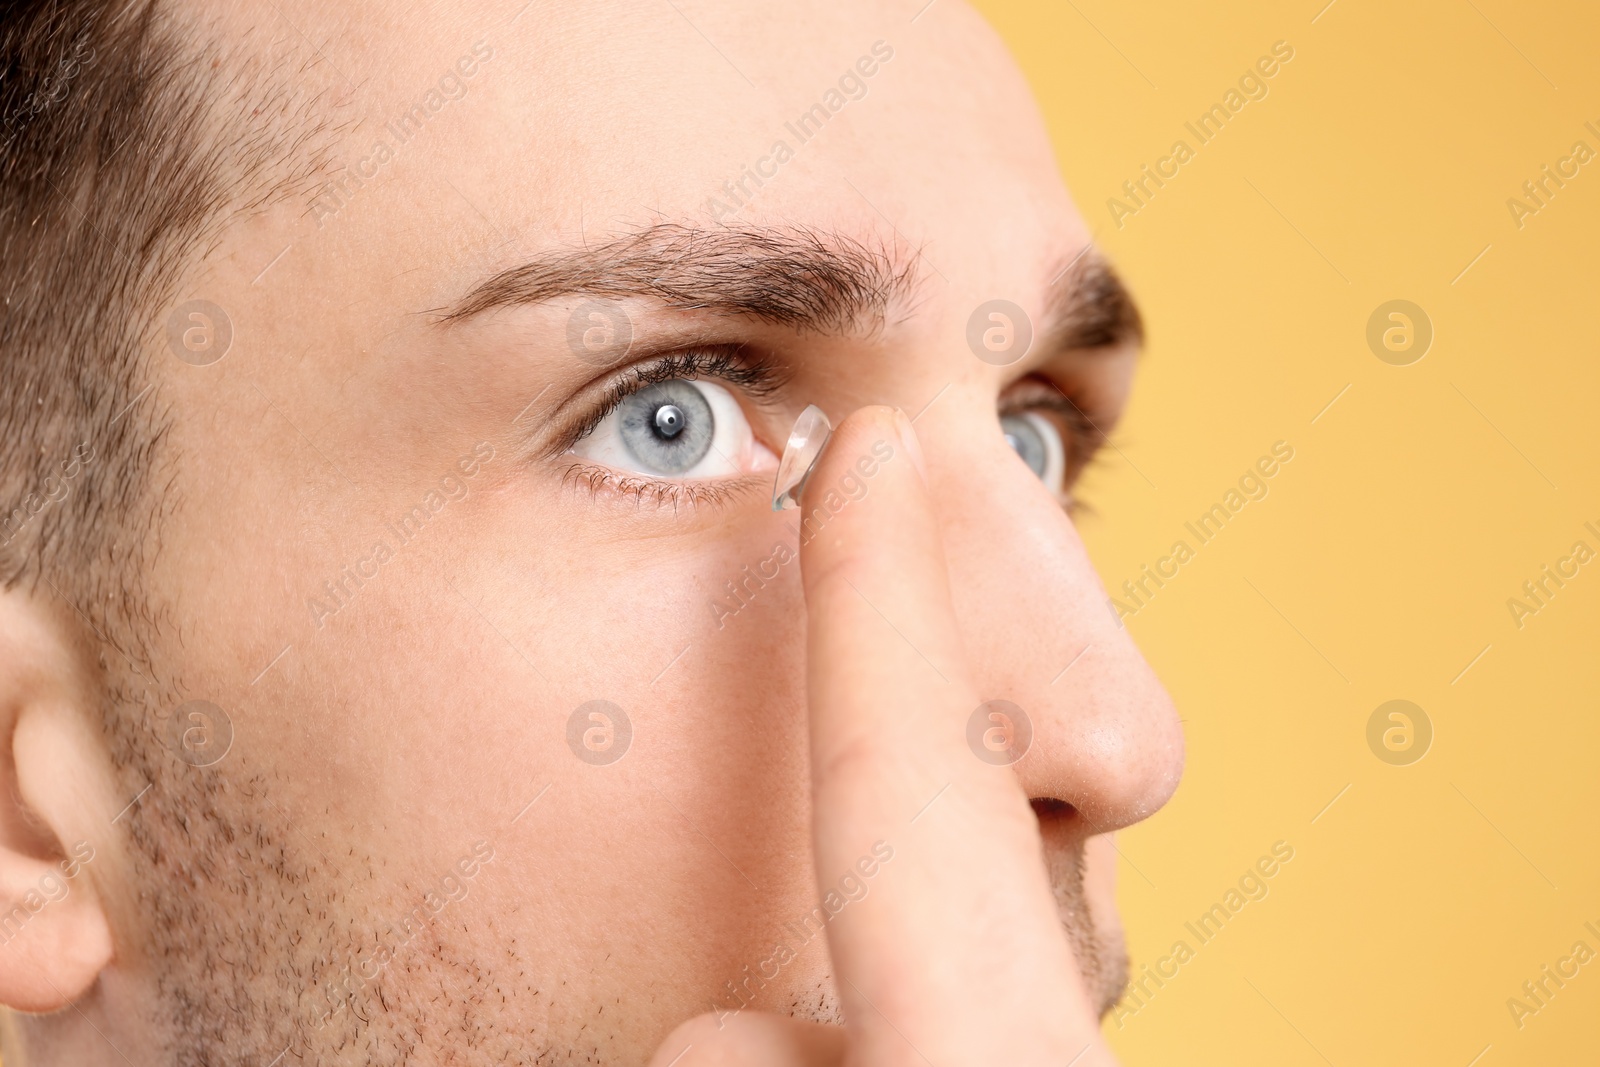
[0,589,116,1012]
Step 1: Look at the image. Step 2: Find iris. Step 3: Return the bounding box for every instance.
[619,381,715,474]
[1000,411,1065,492]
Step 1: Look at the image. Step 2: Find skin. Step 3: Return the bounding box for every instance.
[0,1,1184,1064]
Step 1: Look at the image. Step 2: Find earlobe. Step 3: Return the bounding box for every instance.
[0,595,117,1013]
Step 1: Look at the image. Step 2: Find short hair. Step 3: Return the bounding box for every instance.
[0,0,338,667]
[2,8,347,1057]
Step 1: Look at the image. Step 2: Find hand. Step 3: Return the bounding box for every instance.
[648,406,1116,1066]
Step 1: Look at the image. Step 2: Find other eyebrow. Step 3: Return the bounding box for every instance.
[1039,247,1144,354]
[437,223,920,335]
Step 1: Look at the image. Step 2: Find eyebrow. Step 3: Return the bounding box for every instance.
[1042,245,1143,353]
[438,221,1142,351]
[439,223,917,334]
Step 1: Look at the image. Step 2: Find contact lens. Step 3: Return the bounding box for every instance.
[771,405,832,511]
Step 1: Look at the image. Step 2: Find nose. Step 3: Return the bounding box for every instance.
[925,401,1185,833]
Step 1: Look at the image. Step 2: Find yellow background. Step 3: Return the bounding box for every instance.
[975,0,1600,1063]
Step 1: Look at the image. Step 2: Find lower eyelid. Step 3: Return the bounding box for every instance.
[558,461,765,511]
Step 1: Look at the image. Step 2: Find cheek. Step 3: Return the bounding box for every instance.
[486,517,818,1007]
[517,512,812,828]
[641,523,812,772]
[534,516,809,686]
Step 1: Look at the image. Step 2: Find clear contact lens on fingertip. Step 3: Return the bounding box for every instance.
[771,405,832,511]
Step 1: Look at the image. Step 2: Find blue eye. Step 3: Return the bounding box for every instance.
[619,381,715,474]
[570,377,775,481]
[1001,411,1065,493]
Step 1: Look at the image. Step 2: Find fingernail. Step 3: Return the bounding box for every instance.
[892,408,928,485]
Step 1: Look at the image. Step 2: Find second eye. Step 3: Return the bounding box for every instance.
[1001,411,1066,494]
[570,378,774,479]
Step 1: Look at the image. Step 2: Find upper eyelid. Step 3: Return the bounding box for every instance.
[1000,378,1110,484]
[1000,380,1102,437]
[536,344,789,460]
[625,346,789,402]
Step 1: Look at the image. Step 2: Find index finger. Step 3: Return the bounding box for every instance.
[797,406,1109,1065]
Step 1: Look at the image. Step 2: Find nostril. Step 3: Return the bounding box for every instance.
[1030,797,1077,824]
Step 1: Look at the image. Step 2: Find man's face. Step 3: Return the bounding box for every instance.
[118,1,1183,1061]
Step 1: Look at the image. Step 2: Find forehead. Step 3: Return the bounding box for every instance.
[223,0,1081,301]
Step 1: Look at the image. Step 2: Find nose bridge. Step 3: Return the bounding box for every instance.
[929,415,1185,831]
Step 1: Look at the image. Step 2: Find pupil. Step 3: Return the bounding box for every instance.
[654,404,685,438]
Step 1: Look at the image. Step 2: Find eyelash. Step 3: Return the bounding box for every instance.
[558,463,764,511]
[556,345,784,452]
[554,345,786,511]
[998,379,1108,512]
[553,350,1108,512]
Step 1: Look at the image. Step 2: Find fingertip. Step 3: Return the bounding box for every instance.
[889,407,927,485]
[793,403,957,690]
[801,405,921,507]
